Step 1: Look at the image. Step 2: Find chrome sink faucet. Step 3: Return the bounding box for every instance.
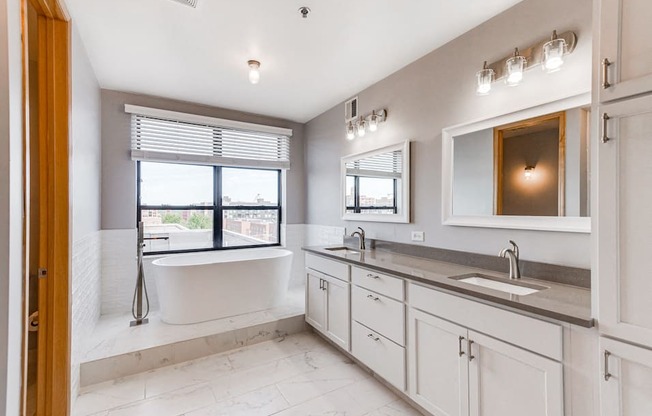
[350,227,366,250]
[499,240,521,280]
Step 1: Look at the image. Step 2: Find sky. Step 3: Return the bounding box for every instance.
[140,162,278,205]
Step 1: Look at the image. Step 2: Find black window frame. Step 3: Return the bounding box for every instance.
[345,175,398,214]
[137,161,282,256]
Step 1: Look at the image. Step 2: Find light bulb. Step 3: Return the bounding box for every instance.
[505,48,526,87]
[248,60,261,84]
[543,32,566,73]
[356,118,367,137]
[524,166,535,180]
[476,61,495,95]
[346,122,355,140]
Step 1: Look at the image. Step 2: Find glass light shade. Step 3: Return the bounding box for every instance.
[248,60,261,84]
[356,119,367,137]
[543,38,566,73]
[524,166,535,180]
[368,114,379,132]
[505,54,526,86]
[346,122,356,140]
[476,67,495,95]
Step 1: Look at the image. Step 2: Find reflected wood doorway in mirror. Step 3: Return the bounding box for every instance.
[493,111,566,217]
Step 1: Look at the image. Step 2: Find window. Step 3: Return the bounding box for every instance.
[345,150,401,215]
[138,162,281,254]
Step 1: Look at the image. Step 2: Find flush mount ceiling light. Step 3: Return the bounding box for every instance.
[524,165,535,180]
[475,30,577,95]
[298,6,311,18]
[248,60,261,84]
[345,109,387,140]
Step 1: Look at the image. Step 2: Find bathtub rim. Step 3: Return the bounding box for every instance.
[151,247,293,268]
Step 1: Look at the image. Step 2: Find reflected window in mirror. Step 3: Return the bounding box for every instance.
[341,141,410,223]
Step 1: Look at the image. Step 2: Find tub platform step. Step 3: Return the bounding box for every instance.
[79,289,306,387]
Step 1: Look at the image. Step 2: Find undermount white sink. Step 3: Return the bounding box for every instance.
[324,246,360,255]
[453,275,546,296]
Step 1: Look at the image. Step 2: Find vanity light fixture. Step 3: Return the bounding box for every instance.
[248,60,261,84]
[346,122,356,141]
[524,165,535,180]
[475,30,577,94]
[476,61,495,95]
[542,30,567,73]
[505,48,526,86]
[345,109,387,140]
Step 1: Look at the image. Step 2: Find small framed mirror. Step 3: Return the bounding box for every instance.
[341,141,411,223]
[442,94,590,233]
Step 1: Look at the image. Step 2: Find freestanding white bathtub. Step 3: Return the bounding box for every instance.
[152,248,293,324]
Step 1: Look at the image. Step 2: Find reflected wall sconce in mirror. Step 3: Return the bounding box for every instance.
[524,165,535,180]
[476,29,577,95]
[346,109,387,141]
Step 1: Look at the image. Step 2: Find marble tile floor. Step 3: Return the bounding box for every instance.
[84,289,306,363]
[80,289,307,386]
[74,332,424,416]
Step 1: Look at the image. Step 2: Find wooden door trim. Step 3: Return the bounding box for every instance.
[22,0,71,415]
[493,111,567,216]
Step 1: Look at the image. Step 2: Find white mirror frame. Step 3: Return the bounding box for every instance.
[442,93,591,233]
[341,141,411,223]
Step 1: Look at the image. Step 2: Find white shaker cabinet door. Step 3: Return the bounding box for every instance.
[408,308,469,416]
[305,271,326,332]
[600,337,652,416]
[599,0,652,102]
[323,274,350,351]
[598,95,652,347]
[467,331,563,416]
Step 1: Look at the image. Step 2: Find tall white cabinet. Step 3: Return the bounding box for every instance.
[597,0,652,414]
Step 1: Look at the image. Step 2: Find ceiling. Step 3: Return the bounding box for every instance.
[66,0,524,123]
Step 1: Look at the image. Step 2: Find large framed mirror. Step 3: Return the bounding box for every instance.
[442,94,590,233]
[341,141,411,223]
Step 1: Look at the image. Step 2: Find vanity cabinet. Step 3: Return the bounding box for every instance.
[408,283,564,416]
[305,255,351,351]
[597,94,652,348]
[600,337,652,416]
[598,0,652,102]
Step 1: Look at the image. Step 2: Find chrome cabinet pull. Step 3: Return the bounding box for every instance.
[602,113,611,143]
[458,336,466,357]
[366,294,380,301]
[318,279,323,290]
[468,339,475,361]
[322,280,327,291]
[604,350,612,381]
[367,333,380,341]
[366,273,380,279]
[602,58,612,89]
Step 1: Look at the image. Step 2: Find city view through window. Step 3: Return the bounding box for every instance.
[138,162,280,253]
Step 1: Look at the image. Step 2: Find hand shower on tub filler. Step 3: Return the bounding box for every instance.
[130,221,158,327]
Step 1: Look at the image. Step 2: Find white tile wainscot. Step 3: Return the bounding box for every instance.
[71,230,102,400]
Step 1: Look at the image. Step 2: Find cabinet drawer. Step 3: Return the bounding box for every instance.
[352,321,406,391]
[409,283,562,361]
[352,285,405,346]
[352,266,405,300]
[305,254,350,282]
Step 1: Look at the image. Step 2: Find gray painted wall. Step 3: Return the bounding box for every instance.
[72,27,102,241]
[101,90,306,229]
[305,0,593,268]
[0,0,24,413]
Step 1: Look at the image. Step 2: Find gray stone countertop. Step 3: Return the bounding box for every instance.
[302,246,594,328]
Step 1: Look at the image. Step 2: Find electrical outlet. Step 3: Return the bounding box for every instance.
[411,231,425,242]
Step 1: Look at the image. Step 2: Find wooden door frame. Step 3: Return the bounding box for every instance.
[493,111,566,216]
[21,0,71,415]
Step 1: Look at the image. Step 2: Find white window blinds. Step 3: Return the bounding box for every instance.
[127,105,292,169]
[345,150,402,179]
